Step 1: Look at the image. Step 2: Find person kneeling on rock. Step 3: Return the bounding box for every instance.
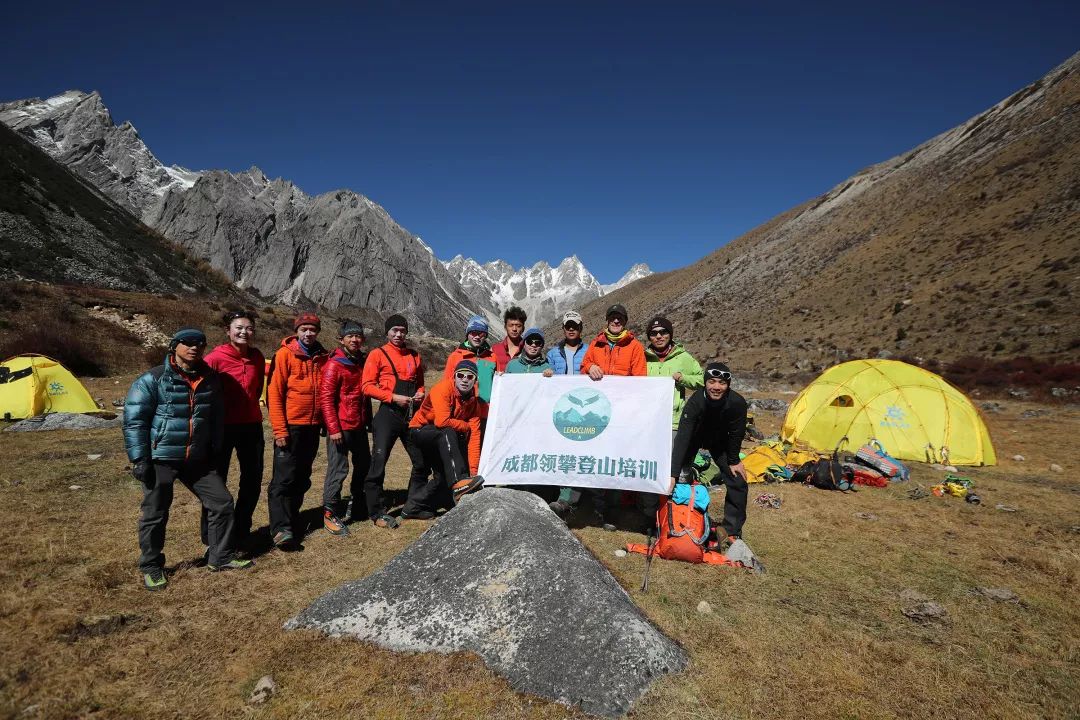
[400,359,487,519]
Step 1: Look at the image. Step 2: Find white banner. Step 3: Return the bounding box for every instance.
[478,374,674,494]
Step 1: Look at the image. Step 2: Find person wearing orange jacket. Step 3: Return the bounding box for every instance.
[318,320,373,536]
[443,315,495,381]
[401,359,487,518]
[580,304,648,380]
[266,312,328,549]
[360,313,425,529]
[551,303,647,530]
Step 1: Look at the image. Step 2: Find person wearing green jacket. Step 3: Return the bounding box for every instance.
[644,316,704,429]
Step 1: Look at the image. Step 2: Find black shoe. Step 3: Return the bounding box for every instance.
[400,508,436,520]
[548,500,574,519]
[590,510,616,532]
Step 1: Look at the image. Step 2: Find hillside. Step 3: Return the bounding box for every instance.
[571,52,1080,376]
[0,123,232,295]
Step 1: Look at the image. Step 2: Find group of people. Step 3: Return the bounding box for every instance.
[122,302,748,592]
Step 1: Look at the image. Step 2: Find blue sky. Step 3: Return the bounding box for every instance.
[4,1,1077,282]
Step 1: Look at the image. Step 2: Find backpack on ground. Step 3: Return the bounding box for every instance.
[792,441,856,491]
[627,475,731,565]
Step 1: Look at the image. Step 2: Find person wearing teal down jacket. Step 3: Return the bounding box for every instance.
[504,327,553,375]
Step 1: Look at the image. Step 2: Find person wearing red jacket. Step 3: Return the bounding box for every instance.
[266,312,328,549]
[318,320,373,536]
[490,306,527,371]
[202,311,265,549]
[360,313,425,529]
[401,359,486,518]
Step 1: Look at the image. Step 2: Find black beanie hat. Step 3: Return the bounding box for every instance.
[339,319,364,338]
[647,316,674,338]
[384,314,408,334]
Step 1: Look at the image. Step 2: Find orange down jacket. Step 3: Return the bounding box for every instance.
[267,336,329,438]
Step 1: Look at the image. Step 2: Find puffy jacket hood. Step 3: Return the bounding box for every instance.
[281,335,327,358]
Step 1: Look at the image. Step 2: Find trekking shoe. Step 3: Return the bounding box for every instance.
[372,514,400,529]
[142,568,168,591]
[273,530,296,550]
[590,511,616,532]
[208,558,254,572]
[400,508,435,520]
[548,500,573,519]
[451,474,485,500]
[323,509,349,536]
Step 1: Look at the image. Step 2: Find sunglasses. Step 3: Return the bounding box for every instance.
[706,369,732,381]
[524,338,543,347]
[563,323,582,331]
[455,372,477,381]
[178,340,206,349]
[607,317,625,325]
[648,329,670,337]
[224,311,255,321]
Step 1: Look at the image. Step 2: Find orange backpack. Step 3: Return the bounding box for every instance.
[628,480,736,565]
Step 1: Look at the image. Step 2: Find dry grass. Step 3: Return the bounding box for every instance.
[0,389,1077,719]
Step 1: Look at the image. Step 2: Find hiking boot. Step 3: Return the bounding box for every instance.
[451,474,485,500]
[208,558,254,572]
[372,514,400,529]
[142,568,167,591]
[273,530,296,550]
[323,509,349,536]
[400,508,435,521]
[590,510,616,532]
[548,500,574,519]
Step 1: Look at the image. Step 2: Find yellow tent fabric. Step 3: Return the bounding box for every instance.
[0,355,99,420]
[741,442,788,483]
[781,359,995,466]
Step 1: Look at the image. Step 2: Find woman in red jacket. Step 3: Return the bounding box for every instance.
[203,311,265,548]
[318,320,373,536]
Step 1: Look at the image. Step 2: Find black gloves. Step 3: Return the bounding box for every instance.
[131,460,152,486]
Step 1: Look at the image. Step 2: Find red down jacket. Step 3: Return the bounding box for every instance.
[318,348,373,435]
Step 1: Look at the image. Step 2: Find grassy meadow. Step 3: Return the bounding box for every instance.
[0,377,1076,719]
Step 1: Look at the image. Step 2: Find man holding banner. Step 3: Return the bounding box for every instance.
[670,362,750,541]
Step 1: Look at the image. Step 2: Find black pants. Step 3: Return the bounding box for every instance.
[268,425,321,537]
[364,406,419,518]
[201,422,264,546]
[139,460,235,572]
[403,425,468,513]
[707,456,749,537]
[323,429,371,518]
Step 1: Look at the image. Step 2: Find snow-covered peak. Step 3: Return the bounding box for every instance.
[442,255,650,328]
[602,263,652,293]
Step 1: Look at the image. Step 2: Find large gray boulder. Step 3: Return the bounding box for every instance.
[286,488,687,717]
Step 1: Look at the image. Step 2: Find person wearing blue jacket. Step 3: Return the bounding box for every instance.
[505,328,553,375]
[546,311,586,375]
[123,328,252,591]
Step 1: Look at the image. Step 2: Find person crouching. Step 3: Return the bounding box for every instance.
[400,359,487,518]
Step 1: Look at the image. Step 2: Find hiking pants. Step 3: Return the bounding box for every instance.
[709,458,749,538]
[139,460,235,572]
[403,425,468,514]
[201,422,264,546]
[323,429,371,519]
[268,425,320,538]
[364,406,419,518]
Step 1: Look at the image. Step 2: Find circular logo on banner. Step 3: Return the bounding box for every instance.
[552,388,612,441]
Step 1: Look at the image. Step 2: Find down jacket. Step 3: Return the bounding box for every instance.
[409,377,486,475]
[123,356,224,464]
[579,331,647,377]
[319,348,373,435]
[645,343,704,429]
[267,336,328,439]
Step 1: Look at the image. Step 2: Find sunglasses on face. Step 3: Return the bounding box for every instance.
[706,369,732,381]
[648,329,670,337]
[563,324,581,331]
[178,340,206,349]
[455,372,477,381]
[525,338,543,347]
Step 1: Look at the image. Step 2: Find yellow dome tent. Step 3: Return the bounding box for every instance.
[781,359,995,466]
[0,355,100,420]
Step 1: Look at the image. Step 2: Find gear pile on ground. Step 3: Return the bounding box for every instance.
[286,488,687,717]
